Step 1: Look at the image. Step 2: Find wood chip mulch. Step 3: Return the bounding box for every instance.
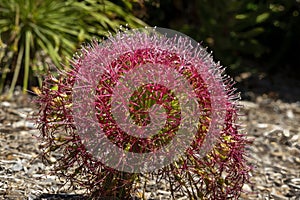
[0,86,299,199]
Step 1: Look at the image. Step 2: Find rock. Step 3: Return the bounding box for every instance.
[12,120,35,129]
[286,109,294,119]
[242,184,252,192]
[1,101,11,107]
[240,101,258,109]
[12,161,23,172]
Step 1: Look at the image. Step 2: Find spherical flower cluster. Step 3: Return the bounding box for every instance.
[36,28,252,199]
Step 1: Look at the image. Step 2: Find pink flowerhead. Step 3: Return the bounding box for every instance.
[37,27,252,199]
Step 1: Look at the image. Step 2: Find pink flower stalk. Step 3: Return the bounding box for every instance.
[36,28,252,199]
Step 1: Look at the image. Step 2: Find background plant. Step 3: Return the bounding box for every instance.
[1,0,299,98]
[36,30,252,199]
[0,0,146,98]
[140,0,300,77]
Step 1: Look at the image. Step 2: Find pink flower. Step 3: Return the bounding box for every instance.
[36,28,252,199]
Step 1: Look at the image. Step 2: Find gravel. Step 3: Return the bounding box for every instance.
[0,90,299,199]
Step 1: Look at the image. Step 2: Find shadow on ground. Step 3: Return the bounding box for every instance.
[35,194,86,200]
[235,72,300,102]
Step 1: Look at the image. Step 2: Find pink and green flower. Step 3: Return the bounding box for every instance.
[36,28,252,199]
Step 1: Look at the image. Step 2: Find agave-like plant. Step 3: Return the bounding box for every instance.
[0,0,146,98]
[36,28,252,199]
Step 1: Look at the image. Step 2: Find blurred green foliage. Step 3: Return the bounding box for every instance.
[0,0,146,97]
[1,0,299,97]
[141,0,300,76]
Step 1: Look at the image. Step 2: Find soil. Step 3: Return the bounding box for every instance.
[0,73,299,200]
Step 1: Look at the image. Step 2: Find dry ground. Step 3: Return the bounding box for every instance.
[0,74,299,199]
